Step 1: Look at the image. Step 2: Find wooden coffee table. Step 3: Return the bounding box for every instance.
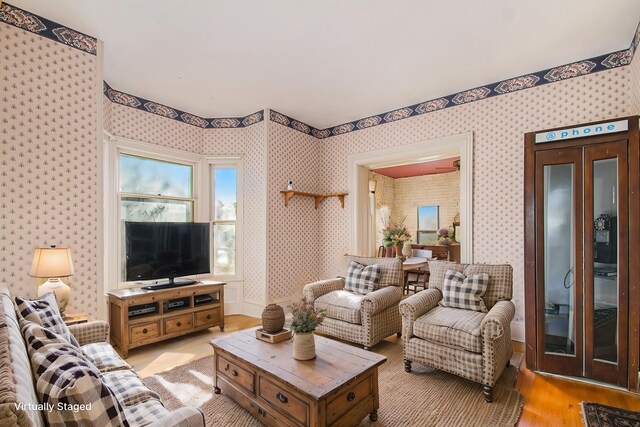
[210,328,386,426]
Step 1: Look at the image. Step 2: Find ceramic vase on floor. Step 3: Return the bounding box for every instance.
[293,332,316,360]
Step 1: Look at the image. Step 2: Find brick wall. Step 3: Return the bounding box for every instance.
[370,172,396,248]
[393,171,460,243]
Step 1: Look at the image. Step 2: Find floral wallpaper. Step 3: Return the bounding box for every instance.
[0,23,100,316]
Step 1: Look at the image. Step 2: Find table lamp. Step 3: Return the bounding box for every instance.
[30,245,74,316]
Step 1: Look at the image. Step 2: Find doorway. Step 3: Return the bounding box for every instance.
[524,117,640,391]
[347,132,473,263]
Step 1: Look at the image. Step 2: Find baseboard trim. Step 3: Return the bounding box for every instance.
[243,301,264,318]
[511,320,525,343]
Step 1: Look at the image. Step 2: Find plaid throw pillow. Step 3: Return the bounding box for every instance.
[439,270,489,313]
[22,321,129,427]
[345,261,381,295]
[15,293,80,347]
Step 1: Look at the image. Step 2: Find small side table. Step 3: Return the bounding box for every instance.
[64,313,89,326]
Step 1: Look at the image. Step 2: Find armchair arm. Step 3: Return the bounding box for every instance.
[303,278,345,303]
[398,289,442,338]
[147,407,205,427]
[361,286,402,315]
[480,300,515,341]
[481,300,515,387]
[68,320,109,346]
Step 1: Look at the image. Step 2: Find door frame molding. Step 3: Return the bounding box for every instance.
[347,132,473,262]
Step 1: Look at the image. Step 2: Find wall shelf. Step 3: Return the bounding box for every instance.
[280,190,348,209]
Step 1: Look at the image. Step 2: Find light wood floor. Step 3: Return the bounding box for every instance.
[126,315,640,425]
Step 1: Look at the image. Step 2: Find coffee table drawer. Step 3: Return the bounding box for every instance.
[217,355,255,394]
[327,375,373,425]
[219,377,291,427]
[259,376,309,426]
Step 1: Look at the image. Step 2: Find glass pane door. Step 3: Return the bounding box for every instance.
[535,148,583,376]
[584,141,628,387]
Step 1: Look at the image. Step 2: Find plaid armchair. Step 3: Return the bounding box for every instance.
[399,261,514,403]
[303,255,403,349]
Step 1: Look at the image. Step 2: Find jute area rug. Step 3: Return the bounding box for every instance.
[142,339,524,426]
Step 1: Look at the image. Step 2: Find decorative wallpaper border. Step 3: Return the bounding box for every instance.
[104,81,264,129]
[3,1,639,136]
[0,2,97,55]
[275,48,636,139]
[269,110,327,138]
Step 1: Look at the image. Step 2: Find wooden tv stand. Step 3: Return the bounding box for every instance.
[106,281,225,358]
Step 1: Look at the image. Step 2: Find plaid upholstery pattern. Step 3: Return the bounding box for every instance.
[123,398,167,426]
[463,264,513,309]
[314,290,363,324]
[399,288,443,338]
[303,278,345,303]
[344,261,380,294]
[15,293,80,347]
[402,263,515,390]
[361,285,402,315]
[404,337,484,384]
[427,260,467,291]
[68,320,110,346]
[103,370,160,407]
[439,270,489,313]
[83,342,131,372]
[413,306,485,353]
[0,289,46,427]
[481,300,515,386]
[22,321,128,427]
[344,255,403,288]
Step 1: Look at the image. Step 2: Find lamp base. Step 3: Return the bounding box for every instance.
[38,279,70,317]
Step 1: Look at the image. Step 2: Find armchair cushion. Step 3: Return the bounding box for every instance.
[344,255,402,287]
[427,261,467,291]
[314,290,364,324]
[345,261,381,294]
[413,306,486,353]
[440,270,489,313]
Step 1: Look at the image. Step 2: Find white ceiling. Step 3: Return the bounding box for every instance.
[11,0,640,128]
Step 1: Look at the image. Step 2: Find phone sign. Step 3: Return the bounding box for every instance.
[535,119,628,143]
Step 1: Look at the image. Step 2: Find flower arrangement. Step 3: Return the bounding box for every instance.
[437,227,454,246]
[382,218,412,247]
[289,298,326,333]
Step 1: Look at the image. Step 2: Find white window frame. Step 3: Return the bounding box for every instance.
[206,157,244,282]
[104,132,204,290]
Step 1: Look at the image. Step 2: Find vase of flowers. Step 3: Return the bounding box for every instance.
[289,299,326,360]
[437,227,454,246]
[382,219,412,260]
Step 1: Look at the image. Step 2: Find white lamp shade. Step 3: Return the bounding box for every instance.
[30,246,74,278]
[368,179,377,192]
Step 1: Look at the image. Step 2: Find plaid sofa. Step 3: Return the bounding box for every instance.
[399,261,515,403]
[0,288,204,427]
[303,255,403,349]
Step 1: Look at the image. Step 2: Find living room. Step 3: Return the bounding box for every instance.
[1,1,640,426]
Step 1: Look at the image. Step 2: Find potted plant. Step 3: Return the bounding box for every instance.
[382,218,412,260]
[437,227,454,246]
[289,299,326,360]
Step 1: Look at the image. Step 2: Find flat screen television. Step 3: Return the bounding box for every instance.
[125,222,210,289]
